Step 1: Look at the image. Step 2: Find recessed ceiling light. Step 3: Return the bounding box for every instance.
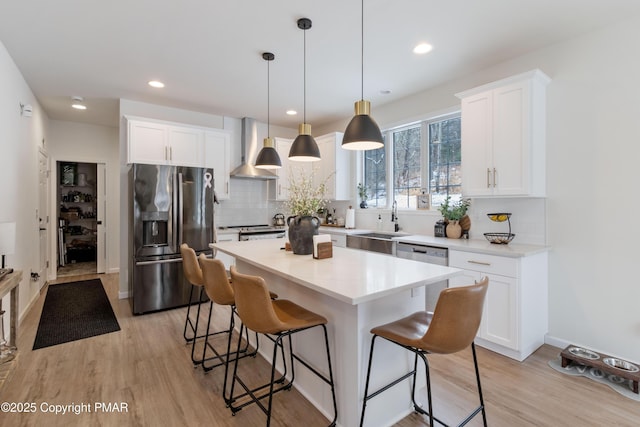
[286,110,297,116]
[413,43,433,55]
[380,89,392,95]
[71,96,87,110]
[148,80,165,88]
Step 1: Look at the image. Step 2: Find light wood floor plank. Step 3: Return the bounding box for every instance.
[0,273,638,426]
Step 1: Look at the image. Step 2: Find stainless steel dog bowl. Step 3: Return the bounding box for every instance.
[568,347,600,360]
[603,357,639,372]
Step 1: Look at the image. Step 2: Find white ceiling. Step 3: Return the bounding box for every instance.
[2,1,640,129]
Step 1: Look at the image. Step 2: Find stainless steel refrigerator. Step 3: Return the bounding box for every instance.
[130,164,215,314]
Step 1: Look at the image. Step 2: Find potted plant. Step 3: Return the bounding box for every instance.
[357,182,369,208]
[438,196,471,238]
[285,168,329,254]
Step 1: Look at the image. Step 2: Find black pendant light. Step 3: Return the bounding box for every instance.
[255,52,282,169]
[342,0,384,151]
[289,18,321,162]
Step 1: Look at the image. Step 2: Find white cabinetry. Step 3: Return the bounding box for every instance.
[214,232,238,269]
[448,249,548,361]
[127,119,203,167]
[315,132,351,201]
[272,138,294,201]
[127,118,232,196]
[204,130,231,200]
[456,70,550,197]
[319,229,347,248]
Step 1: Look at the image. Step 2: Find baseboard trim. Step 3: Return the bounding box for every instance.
[118,290,130,300]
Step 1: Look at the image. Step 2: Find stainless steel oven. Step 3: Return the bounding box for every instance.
[396,242,448,311]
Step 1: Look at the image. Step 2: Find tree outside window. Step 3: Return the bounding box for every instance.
[362,113,461,209]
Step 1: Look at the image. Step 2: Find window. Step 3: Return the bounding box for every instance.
[362,113,461,209]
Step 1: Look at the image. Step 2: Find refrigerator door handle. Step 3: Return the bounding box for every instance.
[136,258,183,266]
[178,172,184,246]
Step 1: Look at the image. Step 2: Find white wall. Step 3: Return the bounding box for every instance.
[48,120,120,275]
[0,40,49,334]
[321,16,640,363]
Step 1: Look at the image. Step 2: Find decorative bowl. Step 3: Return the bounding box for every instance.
[483,232,515,244]
[487,213,511,222]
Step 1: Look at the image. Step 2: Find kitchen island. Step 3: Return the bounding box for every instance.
[211,239,462,427]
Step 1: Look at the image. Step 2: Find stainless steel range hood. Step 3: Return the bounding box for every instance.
[230,117,277,179]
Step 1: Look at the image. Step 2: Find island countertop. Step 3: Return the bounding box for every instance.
[211,239,461,305]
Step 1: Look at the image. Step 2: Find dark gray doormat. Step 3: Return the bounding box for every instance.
[33,279,121,350]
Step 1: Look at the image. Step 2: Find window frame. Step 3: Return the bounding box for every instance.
[359,109,461,210]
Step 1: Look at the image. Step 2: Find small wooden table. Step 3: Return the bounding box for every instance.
[0,270,21,349]
[561,344,639,394]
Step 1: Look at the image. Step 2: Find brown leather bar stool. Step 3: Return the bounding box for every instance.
[197,255,277,376]
[228,266,338,427]
[360,278,489,427]
[180,243,212,365]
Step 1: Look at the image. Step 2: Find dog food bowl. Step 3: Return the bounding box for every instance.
[603,357,639,372]
[568,347,600,360]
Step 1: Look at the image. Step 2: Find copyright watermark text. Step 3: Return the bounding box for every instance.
[1,401,129,414]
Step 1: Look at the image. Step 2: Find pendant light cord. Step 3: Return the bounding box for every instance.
[303,25,307,123]
[267,57,270,138]
[360,0,364,101]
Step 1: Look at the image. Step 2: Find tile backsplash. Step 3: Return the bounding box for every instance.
[215,179,270,226]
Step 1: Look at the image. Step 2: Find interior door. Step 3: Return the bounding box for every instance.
[38,150,50,289]
[96,163,107,273]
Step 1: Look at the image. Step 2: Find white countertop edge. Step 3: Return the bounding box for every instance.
[394,235,549,257]
[211,242,462,305]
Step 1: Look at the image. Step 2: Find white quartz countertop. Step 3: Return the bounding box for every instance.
[211,239,461,305]
[320,226,548,257]
[394,235,549,257]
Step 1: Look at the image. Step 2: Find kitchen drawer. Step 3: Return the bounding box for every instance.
[449,250,518,278]
[328,234,346,248]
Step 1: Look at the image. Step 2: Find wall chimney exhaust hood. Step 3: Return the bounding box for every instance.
[230,118,277,179]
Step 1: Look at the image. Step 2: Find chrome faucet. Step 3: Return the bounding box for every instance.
[391,200,399,232]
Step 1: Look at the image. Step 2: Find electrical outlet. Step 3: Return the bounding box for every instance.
[411,287,422,298]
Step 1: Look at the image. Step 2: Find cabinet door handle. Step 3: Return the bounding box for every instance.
[487,168,491,188]
[164,146,168,160]
[468,260,491,266]
[493,168,497,188]
[226,181,229,194]
[170,146,173,161]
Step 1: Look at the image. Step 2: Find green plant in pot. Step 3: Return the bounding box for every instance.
[357,182,368,208]
[438,196,471,238]
[285,168,329,254]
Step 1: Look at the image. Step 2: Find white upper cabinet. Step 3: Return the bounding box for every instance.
[127,120,170,165]
[167,126,202,167]
[457,70,550,197]
[204,130,232,200]
[127,118,232,196]
[314,132,351,201]
[271,133,351,202]
[128,118,203,167]
[271,137,295,201]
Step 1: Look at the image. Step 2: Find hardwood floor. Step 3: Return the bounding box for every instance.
[0,272,638,426]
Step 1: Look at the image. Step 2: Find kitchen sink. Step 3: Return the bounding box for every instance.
[346,232,408,255]
[354,232,399,240]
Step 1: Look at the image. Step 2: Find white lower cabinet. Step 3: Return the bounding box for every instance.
[214,232,237,269]
[449,249,548,361]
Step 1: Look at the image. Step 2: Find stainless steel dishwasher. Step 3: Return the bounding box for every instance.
[396,242,448,311]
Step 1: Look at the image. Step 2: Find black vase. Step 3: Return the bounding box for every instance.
[287,215,320,255]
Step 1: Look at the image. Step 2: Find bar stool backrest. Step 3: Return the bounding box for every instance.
[230,266,284,334]
[180,243,204,286]
[421,277,489,354]
[198,254,235,306]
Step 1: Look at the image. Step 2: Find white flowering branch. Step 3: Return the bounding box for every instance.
[285,167,332,217]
